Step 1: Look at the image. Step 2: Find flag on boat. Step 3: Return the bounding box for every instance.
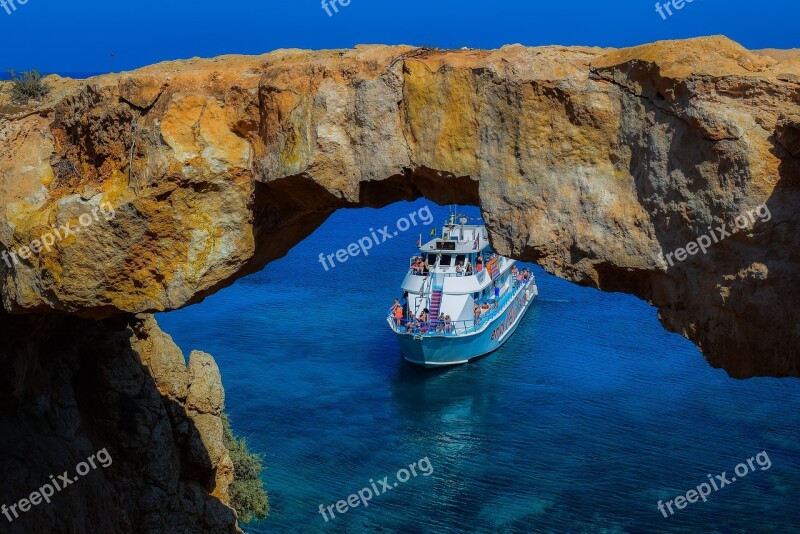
[473,235,479,249]
[430,227,436,236]
[417,234,421,247]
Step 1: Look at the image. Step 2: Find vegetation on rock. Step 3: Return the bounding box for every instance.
[8,69,50,104]
[222,413,269,523]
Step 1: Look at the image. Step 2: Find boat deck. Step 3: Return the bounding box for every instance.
[388,276,535,338]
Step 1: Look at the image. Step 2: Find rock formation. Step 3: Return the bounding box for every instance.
[0,36,798,531]
[0,313,237,533]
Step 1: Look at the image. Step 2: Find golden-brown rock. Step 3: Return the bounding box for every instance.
[0,38,798,375]
[1,35,799,533]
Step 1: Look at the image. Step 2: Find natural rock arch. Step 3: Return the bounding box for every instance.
[3,36,798,377]
[1,35,799,533]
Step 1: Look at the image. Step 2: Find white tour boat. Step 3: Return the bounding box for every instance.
[387,211,537,367]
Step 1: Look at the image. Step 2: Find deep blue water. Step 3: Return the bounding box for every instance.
[157,200,800,533]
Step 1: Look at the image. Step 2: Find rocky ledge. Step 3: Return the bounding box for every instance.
[0,35,798,532]
[0,313,237,533]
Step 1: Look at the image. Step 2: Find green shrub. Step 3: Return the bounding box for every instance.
[222,413,269,523]
[8,69,50,104]
[229,479,269,524]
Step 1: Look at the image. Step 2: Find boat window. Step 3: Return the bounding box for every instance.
[440,254,453,266]
[455,254,466,266]
[473,292,479,300]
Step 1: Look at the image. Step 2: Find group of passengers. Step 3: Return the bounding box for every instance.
[436,315,454,334]
[413,251,507,277]
[391,299,427,331]
[510,266,532,285]
[410,257,431,276]
[406,308,430,333]
[454,260,474,276]
[390,298,455,334]
[454,254,501,276]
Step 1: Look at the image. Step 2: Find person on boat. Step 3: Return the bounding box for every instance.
[465,261,473,275]
[421,260,430,276]
[473,303,481,325]
[494,282,500,301]
[419,309,429,333]
[406,318,419,334]
[419,308,429,323]
[401,291,409,319]
[392,299,404,326]
[436,317,446,333]
[476,256,483,272]
[444,315,453,333]
[455,262,463,276]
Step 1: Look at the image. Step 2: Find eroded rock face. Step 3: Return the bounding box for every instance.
[2,36,797,377]
[0,35,799,532]
[0,313,238,533]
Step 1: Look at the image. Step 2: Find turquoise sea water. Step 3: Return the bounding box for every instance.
[158,200,800,533]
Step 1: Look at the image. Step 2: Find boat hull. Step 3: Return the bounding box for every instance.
[394,284,537,367]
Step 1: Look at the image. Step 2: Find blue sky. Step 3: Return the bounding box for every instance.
[1,0,798,74]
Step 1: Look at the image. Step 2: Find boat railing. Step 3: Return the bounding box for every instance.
[387,277,534,338]
[406,253,506,279]
[405,267,498,279]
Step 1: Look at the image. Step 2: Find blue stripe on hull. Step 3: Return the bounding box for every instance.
[394,286,535,367]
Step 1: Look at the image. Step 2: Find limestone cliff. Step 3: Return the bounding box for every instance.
[0,312,238,533]
[0,35,799,532]
[2,36,798,377]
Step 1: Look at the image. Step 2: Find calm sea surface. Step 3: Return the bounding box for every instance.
[158,201,800,533]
